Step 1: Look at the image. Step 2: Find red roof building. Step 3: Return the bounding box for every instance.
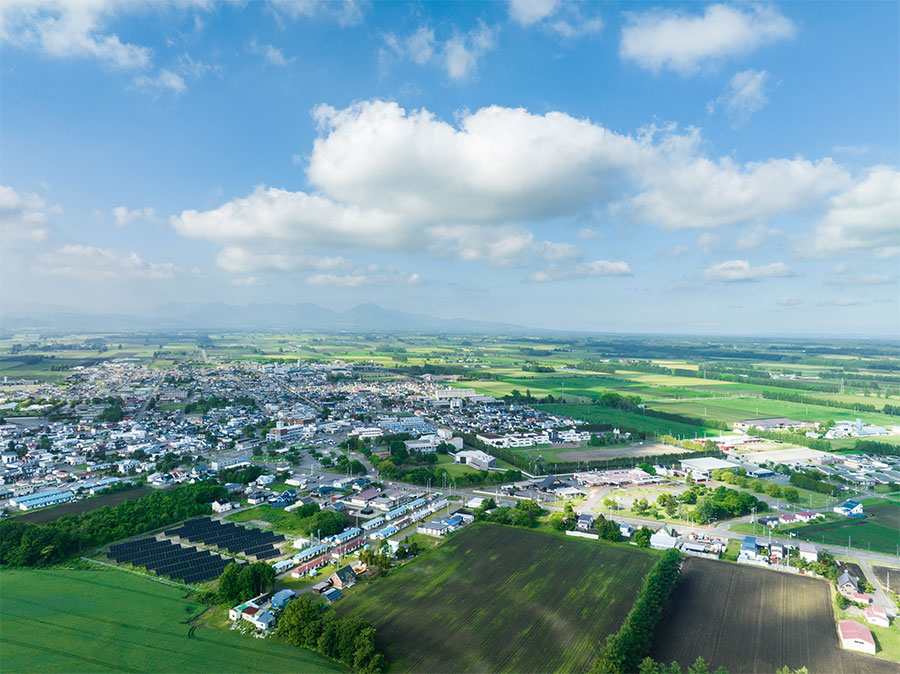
[838,620,876,655]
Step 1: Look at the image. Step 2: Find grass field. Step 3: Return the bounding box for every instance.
[336,522,658,673]
[650,558,897,673]
[781,502,900,556]
[0,568,343,673]
[534,403,712,438]
[223,504,312,536]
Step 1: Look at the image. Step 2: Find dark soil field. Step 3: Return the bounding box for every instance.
[651,558,898,674]
[15,487,153,524]
[871,565,900,591]
[336,522,658,673]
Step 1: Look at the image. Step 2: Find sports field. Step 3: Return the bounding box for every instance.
[650,558,897,673]
[0,568,343,673]
[336,522,658,673]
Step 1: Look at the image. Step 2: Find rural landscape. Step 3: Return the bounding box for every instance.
[2,0,898,673]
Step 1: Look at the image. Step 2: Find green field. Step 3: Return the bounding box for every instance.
[534,403,712,437]
[0,568,343,673]
[336,522,658,673]
[782,501,900,555]
[224,504,311,535]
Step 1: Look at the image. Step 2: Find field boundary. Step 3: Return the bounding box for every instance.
[81,556,203,592]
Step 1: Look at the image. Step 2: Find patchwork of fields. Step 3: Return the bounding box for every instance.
[337,522,659,673]
[787,502,900,555]
[0,568,342,673]
[534,403,712,437]
[650,558,898,674]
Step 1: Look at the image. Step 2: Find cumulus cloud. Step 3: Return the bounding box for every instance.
[735,224,780,250]
[172,100,878,278]
[0,185,59,243]
[268,0,365,26]
[112,206,156,226]
[529,259,632,282]
[777,296,802,306]
[383,23,495,81]
[802,167,900,257]
[703,259,795,282]
[33,244,186,280]
[708,69,770,125]
[620,4,795,74]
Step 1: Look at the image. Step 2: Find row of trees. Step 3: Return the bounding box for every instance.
[0,481,226,566]
[472,498,543,528]
[592,549,683,673]
[276,596,386,673]
[789,472,842,496]
[216,561,276,605]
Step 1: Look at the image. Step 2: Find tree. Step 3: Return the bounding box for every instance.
[782,486,800,503]
[748,479,764,493]
[633,526,652,548]
[37,436,52,450]
[764,482,782,498]
[217,562,242,605]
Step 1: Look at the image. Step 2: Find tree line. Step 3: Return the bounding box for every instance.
[0,482,225,567]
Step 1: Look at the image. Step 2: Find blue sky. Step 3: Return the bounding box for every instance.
[1,0,898,335]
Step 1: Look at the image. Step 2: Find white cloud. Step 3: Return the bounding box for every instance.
[529,259,632,282]
[777,296,802,306]
[384,23,495,81]
[735,224,779,250]
[803,167,900,257]
[660,245,688,257]
[826,263,894,286]
[508,0,602,38]
[174,100,877,278]
[0,185,59,243]
[112,206,156,226]
[577,227,602,240]
[620,4,795,74]
[708,69,770,124]
[697,232,719,254]
[0,0,155,70]
[703,259,795,282]
[34,244,185,280]
[508,0,559,26]
[250,40,294,67]
[306,266,421,287]
[268,0,364,26]
[133,69,187,94]
[215,246,350,273]
[230,276,267,287]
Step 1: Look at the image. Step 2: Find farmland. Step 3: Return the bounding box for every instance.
[782,501,900,555]
[336,522,658,673]
[0,568,343,673]
[534,403,712,437]
[15,487,153,524]
[650,558,897,673]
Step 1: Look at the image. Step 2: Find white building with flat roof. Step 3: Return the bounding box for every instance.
[679,457,742,479]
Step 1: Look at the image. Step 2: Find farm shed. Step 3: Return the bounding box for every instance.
[864,606,890,628]
[679,457,741,480]
[837,620,876,655]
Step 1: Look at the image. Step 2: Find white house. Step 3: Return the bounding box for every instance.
[864,607,890,628]
[649,525,679,550]
[453,450,496,470]
[833,500,864,516]
[797,541,817,564]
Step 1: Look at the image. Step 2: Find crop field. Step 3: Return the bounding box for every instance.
[534,403,712,437]
[0,568,343,673]
[649,396,899,427]
[786,502,900,555]
[650,558,897,673]
[336,522,658,673]
[15,487,154,524]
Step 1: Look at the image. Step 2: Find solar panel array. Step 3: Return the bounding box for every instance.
[165,517,284,560]
[107,537,240,584]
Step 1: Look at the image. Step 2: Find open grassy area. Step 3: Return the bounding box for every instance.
[779,502,900,556]
[534,402,712,437]
[223,505,312,536]
[336,522,659,673]
[0,568,343,673]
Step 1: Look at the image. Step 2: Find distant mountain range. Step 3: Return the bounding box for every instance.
[0,301,528,334]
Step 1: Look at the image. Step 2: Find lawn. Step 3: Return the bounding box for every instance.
[224,505,312,536]
[775,502,900,555]
[0,568,343,673]
[534,403,712,437]
[336,522,659,673]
